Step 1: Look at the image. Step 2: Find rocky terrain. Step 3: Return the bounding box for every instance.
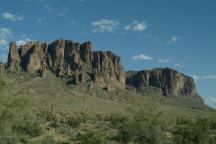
[126,68,202,99]
[6,38,203,102]
[7,39,125,85]
[1,38,215,144]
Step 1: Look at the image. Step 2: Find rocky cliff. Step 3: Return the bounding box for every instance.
[7,39,125,84]
[6,38,202,102]
[126,68,203,101]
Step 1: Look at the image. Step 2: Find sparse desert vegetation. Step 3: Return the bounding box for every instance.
[0,72,215,144]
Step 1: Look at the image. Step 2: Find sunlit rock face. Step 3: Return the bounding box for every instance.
[126,68,202,101]
[7,39,125,84]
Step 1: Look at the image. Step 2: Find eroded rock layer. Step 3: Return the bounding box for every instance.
[7,39,125,84]
[7,38,202,102]
[126,68,203,101]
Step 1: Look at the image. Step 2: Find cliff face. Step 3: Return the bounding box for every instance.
[126,68,202,100]
[92,51,125,83]
[7,38,202,102]
[8,42,20,71]
[7,39,125,84]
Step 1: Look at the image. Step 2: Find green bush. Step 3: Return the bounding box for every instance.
[12,114,42,137]
[31,135,55,144]
[109,114,126,125]
[77,132,106,144]
[115,120,160,144]
[36,109,84,129]
[0,131,19,144]
[115,104,163,144]
[172,118,216,144]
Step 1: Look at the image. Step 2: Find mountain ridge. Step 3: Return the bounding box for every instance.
[6,38,203,103]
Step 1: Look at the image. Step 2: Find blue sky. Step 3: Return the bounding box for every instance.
[0,0,216,108]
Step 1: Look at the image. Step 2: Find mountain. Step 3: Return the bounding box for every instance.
[6,38,203,103]
[1,38,215,144]
[126,68,203,102]
[7,39,125,85]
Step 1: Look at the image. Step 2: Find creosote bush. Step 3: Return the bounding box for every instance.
[77,132,106,144]
[172,117,216,144]
[12,114,42,137]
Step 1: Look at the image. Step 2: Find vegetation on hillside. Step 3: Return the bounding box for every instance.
[0,72,216,143]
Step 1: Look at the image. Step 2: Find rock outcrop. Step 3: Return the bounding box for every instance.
[6,38,203,102]
[7,39,125,84]
[92,51,125,83]
[7,42,20,71]
[126,68,202,100]
[0,61,4,77]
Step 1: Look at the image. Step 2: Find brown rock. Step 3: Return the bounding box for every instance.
[92,51,125,83]
[0,61,4,77]
[7,42,20,71]
[7,39,125,85]
[126,68,201,100]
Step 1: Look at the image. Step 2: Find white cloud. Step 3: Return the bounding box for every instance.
[0,39,8,49]
[58,7,70,16]
[92,19,120,33]
[16,38,33,47]
[125,20,147,32]
[210,97,216,102]
[175,64,185,67]
[43,5,69,16]
[0,27,12,50]
[168,36,181,44]
[189,74,216,82]
[207,97,216,108]
[1,12,24,21]
[203,75,216,80]
[37,17,47,24]
[43,5,53,13]
[0,27,12,39]
[191,75,200,82]
[0,54,7,62]
[132,54,153,61]
[69,20,76,25]
[25,0,47,2]
[157,59,171,63]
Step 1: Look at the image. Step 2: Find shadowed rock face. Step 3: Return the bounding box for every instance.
[0,61,4,76]
[92,51,125,83]
[8,42,20,71]
[126,68,203,101]
[7,39,125,84]
[6,38,203,102]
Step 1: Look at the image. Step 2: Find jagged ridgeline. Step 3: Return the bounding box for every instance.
[7,39,125,85]
[6,38,203,102]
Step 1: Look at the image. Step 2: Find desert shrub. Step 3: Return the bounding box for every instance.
[56,140,70,144]
[57,126,71,134]
[12,114,42,137]
[57,112,84,128]
[31,135,56,144]
[0,135,19,144]
[0,80,5,89]
[109,113,126,125]
[77,132,106,144]
[172,118,216,144]
[36,109,85,129]
[0,97,29,131]
[95,113,104,122]
[0,131,19,144]
[0,74,5,91]
[115,102,164,144]
[115,119,160,144]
